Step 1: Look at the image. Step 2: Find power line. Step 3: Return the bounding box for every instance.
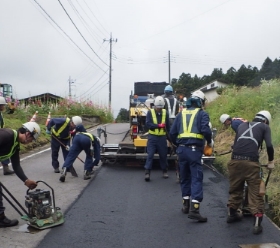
[57,0,109,66]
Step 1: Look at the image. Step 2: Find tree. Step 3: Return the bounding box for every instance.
[116,108,129,122]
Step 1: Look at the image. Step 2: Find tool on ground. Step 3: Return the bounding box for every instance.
[0,181,64,230]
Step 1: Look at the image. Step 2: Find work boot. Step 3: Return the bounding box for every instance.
[182,198,190,214]
[188,202,207,222]
[227,207,243,223]
[84,170,91,180]
[253,213,263,235]
[59,168,67,182]
[0,213,19,228]
[144,170,150,182]
[3,164,14,175]
[162,169,169,179]
[54,168,60,173]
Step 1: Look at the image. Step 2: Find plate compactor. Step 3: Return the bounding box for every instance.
[0,180,64,230]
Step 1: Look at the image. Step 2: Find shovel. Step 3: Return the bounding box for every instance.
[264,169,272,210]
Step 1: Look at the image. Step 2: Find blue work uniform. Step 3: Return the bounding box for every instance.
[47,118,72,170]
[231,118,247,133]
[62,126,100,172]
[0,112,10,166]
[169,107,212,202]
[144,109,170,171]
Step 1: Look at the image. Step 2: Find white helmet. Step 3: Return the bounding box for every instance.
[154,96,165,108]
[255,110,271,124]
[220,114,230,124]
[22,122,41,141]
[191,90,205,101]
[72,116,82,126]
[0,96,7,105]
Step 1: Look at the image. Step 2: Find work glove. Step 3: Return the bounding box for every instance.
[65,145,70,151]
[203,145,213,156]
[46,129,51,135]
[24,179,37,190]
[267,161,275,170]
[158,123,166,128]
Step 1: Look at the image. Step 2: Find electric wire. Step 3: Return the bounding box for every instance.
[33,0,108,74]
[57,0,108,66]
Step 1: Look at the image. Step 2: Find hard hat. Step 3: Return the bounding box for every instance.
[255,110,271,124]
[164,85,173,93]
[191,90,205,101]
[154,96,165,108]
[22,122,41,141]
[0,96,7,105]
[72,116,82,126]
[220,114,230,124]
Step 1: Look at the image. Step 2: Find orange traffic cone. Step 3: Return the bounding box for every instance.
[30,111,38,122]
[45,112,51,126]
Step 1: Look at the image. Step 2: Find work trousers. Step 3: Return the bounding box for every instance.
[144,134,168,170]
[176,146,204,202]
[62,135,94,171]
[227,159,264,214]
[51,137,70,169]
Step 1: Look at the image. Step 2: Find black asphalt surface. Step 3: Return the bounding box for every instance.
[37,165,280,248]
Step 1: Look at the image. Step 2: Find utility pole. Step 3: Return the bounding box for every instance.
[103,33,117,110]
[168,50,171,84]
[68,76,75,99]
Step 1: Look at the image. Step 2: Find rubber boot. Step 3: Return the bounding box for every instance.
[162,169,169,179]
[84,170,91,180]
[182,198,190,214]
[3,164,14,175]
[227,207,243,223]
[188,202,207,222]
[253,213,263,235]
[145,170,150,182]
[59,168,67,182]
[0,213,19,228]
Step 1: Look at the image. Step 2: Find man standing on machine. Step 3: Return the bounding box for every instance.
[0,122,40,227]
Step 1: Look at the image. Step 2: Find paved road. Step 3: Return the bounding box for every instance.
[1,123,280,248]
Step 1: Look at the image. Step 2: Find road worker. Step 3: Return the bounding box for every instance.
[46,116,82,173]
[220,114,247,133]
[0,122,40,227]
[226,110,274,235]
[59,124,100,182]
[144,96,170,181]
[162,85,180,126]
[169,90,212,222]
[0,96,14,175]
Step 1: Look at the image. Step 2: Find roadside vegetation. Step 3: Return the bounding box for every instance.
[3,98,113,153]
[206,79,280,225]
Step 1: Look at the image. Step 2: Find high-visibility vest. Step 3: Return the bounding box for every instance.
[52,118,70,138]
[0,130,18,161]
[177,108,204,139]
[148,109,166,136]
[165,98,177,118]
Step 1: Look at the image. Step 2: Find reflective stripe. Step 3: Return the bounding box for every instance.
[237,122,260,146]
[0,130,18,161]
[165,98,177,118]
[178,108,204,139]
[52,118,70,138]
[148,109,166,136]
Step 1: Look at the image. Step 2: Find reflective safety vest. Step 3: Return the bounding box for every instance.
[148,109,166,136]
[177,108,204,139]
[79,132,94,151]
[0,130,18,161]
[52,118,70,139]
[165,98,177,118]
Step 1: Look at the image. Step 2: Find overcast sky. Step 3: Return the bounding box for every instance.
[1,0,280,116]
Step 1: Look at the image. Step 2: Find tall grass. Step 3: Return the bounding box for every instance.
[207,79,280,225]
